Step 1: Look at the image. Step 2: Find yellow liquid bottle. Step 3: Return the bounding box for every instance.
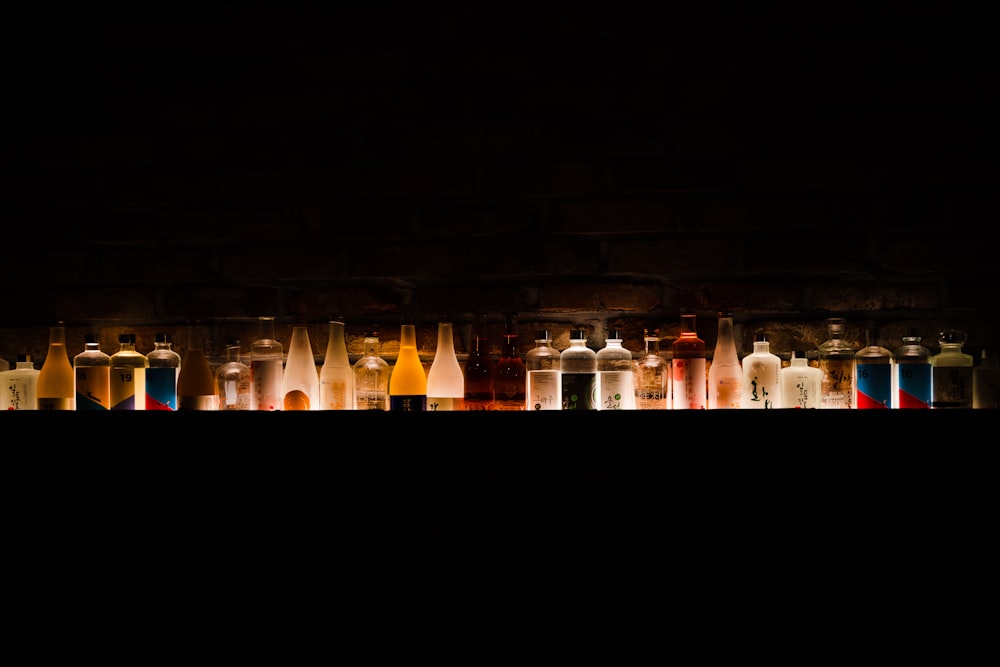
[389,323,427,412]
[37,322,76,410]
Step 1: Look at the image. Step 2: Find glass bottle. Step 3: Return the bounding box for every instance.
[855,327,894,410]
[1,354,39,410]
[596,328,634,410]
[561,328,597,411]
[426,319,465,411]
[354,330,389,411]
[973,348,1000,409]
[494,313,526,411]
[177,323,218,410]
[109,333,148,411]
[525,329,561,411]
[893,329,932,409]
[74,333,110,411]
[37,322,75,410]
[634,329,669,410]
[672,311,706,410]
[463,316,495,411]
[818,317,856,409]
[707,311,741,409]
[389,322,427,412]
[931,329,973,409]
[216,340,252,411]
[320,318,355,410]
[741,332,781,409]
[780,350,822,409]
[251,316,283,411]
[145,332,181,411]
[282,324,319,411]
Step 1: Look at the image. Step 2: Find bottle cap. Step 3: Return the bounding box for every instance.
[755,332,768,342]
[85,333,98,344]
[939,329,967,344]
[571,330,587,341]
[608,329,621,340]
[155,332,170,343]
[792,349,807,359]
[119,333,135,343]
[535,330,549,341]
[17,353,31,363]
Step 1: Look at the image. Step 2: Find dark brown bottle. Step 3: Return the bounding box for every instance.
[493,313,526,411]
[463,316,495,410]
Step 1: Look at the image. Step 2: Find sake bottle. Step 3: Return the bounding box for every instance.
[319,318,355,410]
[282,324,319,411]
[426,319,465,411]
[672,311,706,410]
[109,333,148,410]
[389,322,427,412]
[561,329,597,411]
[354,330,390,411]
[525,329,561,411]
[818,317,856,409]
[216,340,252,411]
[145,332,181,411]
[177,323,218,410]
[251,316,283,411]
[780,350,822,409]
[74,333,110,411]
[596,328,634,410]
[707,311,741,409]
[931,329,973,409]
[973,348,1000,409]
[634,329,669,410]
[463,316,495,411]
[855,327,893,410]
[893,329,932,409]
[37,321,76,410]
[494,313,526,411]
[741,332,781,409]
[1,354,39,410]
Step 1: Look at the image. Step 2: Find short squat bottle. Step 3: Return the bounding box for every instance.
[282,325,319,411]
[672,312,706,410]
[216,340,252,411]
[1,354,39,410]
[74,334,110,411]
[973,348,1000,409]
[596,328,634,410]
[37,322,75,410]
[494,314,526,411]
[320,318,355,410]
[354,331,390,411]
[389,322,427,412]
[251,316,284,411]
[780,350,822,409]
[931,329,973,409]
[707,312,741,410]
[893,329,932,409]
[818,317,856,409]
[145,332,181,411]
[561,329,597,411]
[855,328,894,410]
[634,329,669,410]
[109,333,148,410]
[741,332,781,409]
[426,319,465,411]
[525,330,561,411]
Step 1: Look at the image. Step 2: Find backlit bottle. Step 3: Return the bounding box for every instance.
[780,350,822,409]
[251,316,283,411]
[818,317,856,409]
[320,318,355,410]
[37,322,76,410]
[177,323,218,410]
[282,325,319,411]
[672,312,706,410]
[973,348,1000,409]
[741,332,781,409]
[707,311,741,409]
[931,329,973,409]
[596,328,634,410]
[426,319,465,411]
[354,331,389,411]
[216,340,252,411]
[109,333,148,410]
[634,329,669,410]
[561,329,597,411]
[389,323,427,412]
[525,329,561,411]
[145,332,181,411]
[494,314,526,411]
[1,354,39,410]
[463,317,495,411]
[74,333,110,411]
[855,328,893,410]
[893,329,932,409]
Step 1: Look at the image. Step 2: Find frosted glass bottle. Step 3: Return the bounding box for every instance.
[707,312,741,409]
[37,322,75,410]
[426,320,465,411]
[1,354,39,410]
[74,333,110,411]
[672,312,706,410]
[320,318,355,410]
[596,329,634,410]
[177,324,218,410]
[818,317,856,409]
[251,316,283,411]
[389,323,427,412]
[893,329,932,409]
[931,329,973,409]
[855,328,894,410]
[282,325,319,411]
[216,340,252,411]
[145,332,181,411]
[109,333,148,410]
[525,330,561,411]
[780,350,822,409]
[494,314,526,411]
[354,331,389,411]
[634,329,669,410]
[973,348,1000,409]
[463,317,495,411]
[561,329,597,411]
[741,332,781,409]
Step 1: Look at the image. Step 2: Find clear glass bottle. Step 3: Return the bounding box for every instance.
[707,311,741,409]
[109,333,148,411]
[74,333,110,411]
[741,332,781,409]
[37,321,75,410]
[525,329,561,411]
[596,328,634,410]
[389,322,427,412]
[672,311,706,410]
[855,327,894,409]
[354,330,389,411]
[818,317,856,409]
[931,329,973,409]
[893,329,932,409]
[216,340,252,411]
[177,323,218,410]
[634,329,669,410]
[145,332,181,411]
[494,313,526,411]
[426,319,465,411]
[251,316,283,411]
[973,348,1000,409]
[561,328,597,411]
[780,350,822,409]
[282,324,319,411]
[463,316,495,411]
[1,354,39,410]
[320,318,355,410]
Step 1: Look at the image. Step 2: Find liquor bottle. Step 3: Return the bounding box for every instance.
[525,329,561,410]
[818,317,856,409]
[707,311,741,409]
[282,324,319,411]
[109,333,148,410]
[596,328,634,410]
[216,340,252,411]
[931,329,973,409]
[494,313,526,411]
[634,329,669,410]
[780,350,822,409]
[973,348,1000,409]
[145,332,181,411]
[855,328,894,409]
[1,354,39,410]
[177,323,218,410]
[354,330,390,411]
[37,322,76,410]
[74,333,110,411]
[893,329,932,409]
[251,316,283,411]
[389,323,427,412]
[426,319,465,411]
[463,316,495,411]
[741,332,781,409]
[672,311,706,410]
[561,328,597,411]
[319,318,355,410]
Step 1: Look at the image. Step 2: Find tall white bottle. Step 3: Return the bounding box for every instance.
[707,311,741,409]
[596,329,635,410]
[282,324,319,411]
[426,319,465,411]
[320,318,355,410]
[741,332,782,409]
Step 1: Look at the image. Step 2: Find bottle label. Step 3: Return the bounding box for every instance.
[320,378,352,410]
[221,379,252,410]
[145,366,178,411]
[561,372,596,410]
[110,366,144,410]
[598,371,635,410]
[896,363,931,409]
[427,397,465,411]
[712,377,742,409]
[856,363,892,409]
[357,391,387,411]
[527,370,561,410]
[819,359,854,409]
[75,367,109,410]
[672,358,706,409]
[390,395,427,412]
[932,366,973,408]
